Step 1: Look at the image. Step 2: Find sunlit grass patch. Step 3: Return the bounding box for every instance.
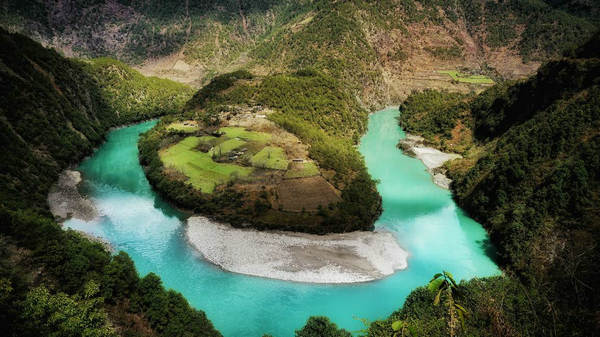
[167,121,199,132]
[208,138,246,156]
[438,70,494,84]
[250,146,288,170]
[219,126,271,142]
[285,161,320,178]
[159,136,252,193]
[198,135,217,144]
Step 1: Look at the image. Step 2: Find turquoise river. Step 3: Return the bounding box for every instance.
[65,107,500,336]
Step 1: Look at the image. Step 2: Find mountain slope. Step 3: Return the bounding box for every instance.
[388,33,600,336]
[452,38,600,318]
[2,0,597,106]
[0,28,219,337]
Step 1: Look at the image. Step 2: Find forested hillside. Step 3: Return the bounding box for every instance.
[2,0,598,106]
[386,33,599,336]
[451,37,599,335]
[139,69,381,233]
[81,58,195,123]
[0,28,220,337]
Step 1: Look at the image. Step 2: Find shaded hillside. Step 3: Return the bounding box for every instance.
[386,33,600,336]
[0,0,307,63]
[0,29,220,337]
[2,0,597,106]
[452,38,600,327]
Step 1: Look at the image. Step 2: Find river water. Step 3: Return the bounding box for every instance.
[65,107,499,336]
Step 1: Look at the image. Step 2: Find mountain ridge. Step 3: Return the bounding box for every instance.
[3,0,598,107]
[391,33,600,336]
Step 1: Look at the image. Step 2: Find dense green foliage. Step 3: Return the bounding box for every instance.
[140,70,381,233]
[0,29,220,336]
[389,33,600,336]
[21,282,116,337]
[82,58,194,124]
[399,90,470,140]
[184,70,254,126]
[0,29,112,212]
[367,276,550,337]
[295,316,352,337]
[451,50,600,336]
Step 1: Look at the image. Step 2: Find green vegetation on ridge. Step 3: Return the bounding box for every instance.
[0,28,220,336]
[81,58,195,123]
[220,126,271,143]
[3,0,598,107]
[438,70,494,84]
[139,69,381,233]
[389,33,600,337]
[251,147,288,170]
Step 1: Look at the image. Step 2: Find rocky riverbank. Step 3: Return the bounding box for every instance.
[47,170,97,221]
[47,170,113,252]
[398,134,461,189]
[186,216,408,283]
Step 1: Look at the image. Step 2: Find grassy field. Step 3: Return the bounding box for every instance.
[208,138,246,156]
[159,136,253,193]
[285,161,320,178]
[167,122,199,133]
[220,127,271,142]
[159,123,321,192]
[438,70,494,84]
[250,146,288,170]
[198,135,217,144]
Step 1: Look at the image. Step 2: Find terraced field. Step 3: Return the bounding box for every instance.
[167,121,199,132]
[220,127,271,142]
[250,146,288,170]
[438,70,494,84]
[158,123,323,194]
[159,136,253,193]
[285,162,320,178]
[208,138,246,157]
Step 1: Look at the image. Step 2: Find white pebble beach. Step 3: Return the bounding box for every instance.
[186,216,409,283]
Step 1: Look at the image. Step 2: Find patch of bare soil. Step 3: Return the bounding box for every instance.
[276,176,341,212]
[135,52,206,88]
[365,13,539,102]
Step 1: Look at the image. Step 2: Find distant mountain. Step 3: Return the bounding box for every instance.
[2,0,597,106]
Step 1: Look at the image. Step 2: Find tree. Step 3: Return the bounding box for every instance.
[428,271,467,337]
[102,251,139,301]
[295,316,352,337]
[391,319,417,337]
[21,281,116,337]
